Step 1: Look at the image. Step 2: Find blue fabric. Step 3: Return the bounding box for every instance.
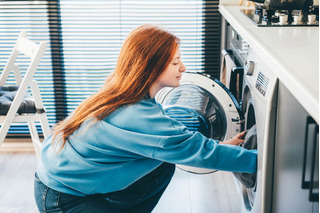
[0,86,36,115]
[37,96,257,196]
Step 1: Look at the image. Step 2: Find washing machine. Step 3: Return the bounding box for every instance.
[156,44,278,212]
[155,72,242,174]
[237,46,278,213]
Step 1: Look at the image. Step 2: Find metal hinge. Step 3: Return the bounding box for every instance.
[232,118,245,124]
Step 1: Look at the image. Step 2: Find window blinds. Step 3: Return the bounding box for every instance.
[0,1,56,134]
[59,0,206,115]
[0,0,221,134]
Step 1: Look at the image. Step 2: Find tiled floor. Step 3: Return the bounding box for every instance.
[0,151,242,213]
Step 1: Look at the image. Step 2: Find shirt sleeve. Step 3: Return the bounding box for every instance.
[104,98,257,174]
[152,130,257,174]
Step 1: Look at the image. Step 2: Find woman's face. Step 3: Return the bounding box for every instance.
[150,47,186,98]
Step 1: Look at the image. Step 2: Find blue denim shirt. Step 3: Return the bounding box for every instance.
[37,96,257,196]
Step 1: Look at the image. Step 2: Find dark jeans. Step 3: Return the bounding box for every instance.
[34,163,175,213]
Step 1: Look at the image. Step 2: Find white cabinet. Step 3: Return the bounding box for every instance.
[272,82,319,213]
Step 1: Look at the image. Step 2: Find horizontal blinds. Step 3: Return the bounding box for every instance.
[204,1,221,78]
[59,0,121,112]
[59,0,206,113]
[0,0,221,135]
[0,1,57,131]
[119,0,204,71]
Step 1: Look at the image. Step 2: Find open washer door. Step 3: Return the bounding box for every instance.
[155,72,241,174]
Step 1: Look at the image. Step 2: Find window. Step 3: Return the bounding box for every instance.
[0,1,55,134]
[0,0,220,134]
[59,0,207,115]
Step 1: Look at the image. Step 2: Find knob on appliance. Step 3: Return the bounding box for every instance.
[308,14,317,25]
[278,13,288,25]
[245,60,254,76]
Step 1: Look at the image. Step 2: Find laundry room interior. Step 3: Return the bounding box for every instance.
[0,0,318,212]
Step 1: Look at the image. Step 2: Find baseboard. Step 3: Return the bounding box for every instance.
[0,138,35,152]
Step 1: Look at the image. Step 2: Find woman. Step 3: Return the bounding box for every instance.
[34,24,257,213]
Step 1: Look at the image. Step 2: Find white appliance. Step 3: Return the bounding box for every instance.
[222,24,279,212]
[157,22,279,212]
[237,46,278,213]
[156,46,278,212]
[156,72,242,174]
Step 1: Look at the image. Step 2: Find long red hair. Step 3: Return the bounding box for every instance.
[52,24,180,150]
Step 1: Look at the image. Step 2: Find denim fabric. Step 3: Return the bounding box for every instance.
[34,163,175,213]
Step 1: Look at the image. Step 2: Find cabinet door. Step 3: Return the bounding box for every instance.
[314,202,319,213]
[272,82,319,213]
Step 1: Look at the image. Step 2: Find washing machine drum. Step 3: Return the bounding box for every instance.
[162,84,226,141]
[156,72,241,174]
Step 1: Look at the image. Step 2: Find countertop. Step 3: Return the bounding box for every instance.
[219,5,319,123]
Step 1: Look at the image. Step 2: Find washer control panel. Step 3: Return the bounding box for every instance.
[255,71,270,96]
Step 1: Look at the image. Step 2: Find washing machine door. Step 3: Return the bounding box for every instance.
[155,72,241,174]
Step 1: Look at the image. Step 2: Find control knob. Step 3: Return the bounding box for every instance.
[245,60,254,76]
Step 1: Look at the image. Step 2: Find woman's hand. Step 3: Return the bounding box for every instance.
[219,131,246,146]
